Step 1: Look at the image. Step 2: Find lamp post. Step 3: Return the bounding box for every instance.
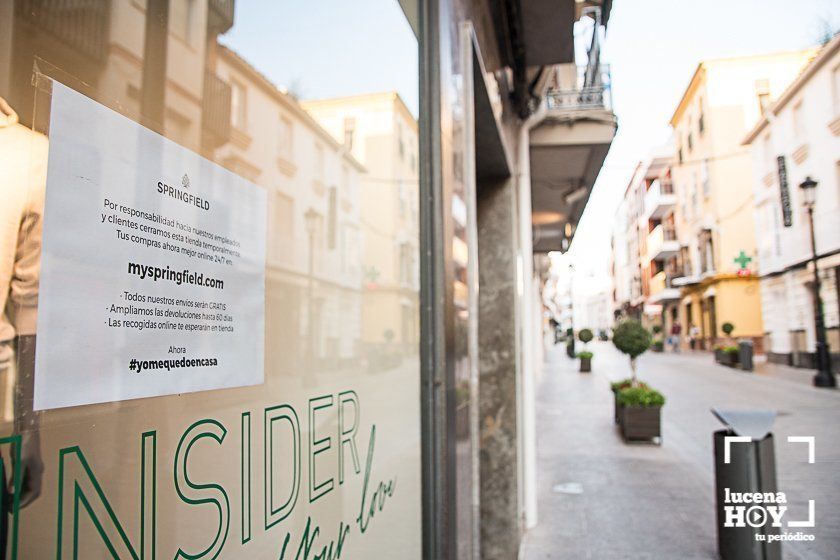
[799,177,835,388]
[304,208,319,376]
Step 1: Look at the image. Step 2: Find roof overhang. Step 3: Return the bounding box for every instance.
[529,108,617,252]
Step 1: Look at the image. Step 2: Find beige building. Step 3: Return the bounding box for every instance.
[611,148,672,328]
[669,50,816,350]
[3,0,235,154]
[303,93,420,356]
[215,47,366,372]
[744,35,840,371]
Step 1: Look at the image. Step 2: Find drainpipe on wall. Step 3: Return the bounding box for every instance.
[517,100,547,532]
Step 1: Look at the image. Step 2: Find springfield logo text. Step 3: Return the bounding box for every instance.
[157,173,210,210]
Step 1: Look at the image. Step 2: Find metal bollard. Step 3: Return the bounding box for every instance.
[739,340,754,371]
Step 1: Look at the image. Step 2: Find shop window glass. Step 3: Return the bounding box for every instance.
[0,1,421,557]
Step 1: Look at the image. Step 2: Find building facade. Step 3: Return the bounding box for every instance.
[611,150,672,327]
[669,51,815,350]
[0,0,615,558]
[214,47,367,374]
[302,93,421,361]
[744,35,840,370]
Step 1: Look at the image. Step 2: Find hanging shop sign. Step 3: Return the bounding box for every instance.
[776,155,793,227]
[33,81,267,410]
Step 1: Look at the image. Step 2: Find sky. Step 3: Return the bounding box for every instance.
[221,1,840,300]
[220,0,419,115]
[569,0,840,298]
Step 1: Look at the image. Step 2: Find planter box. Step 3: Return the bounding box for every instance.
[579,357,591,373]
[714,349,724,363]
[612,389,623,424]
[722,352,739,368]
[620,405,661,442]
[651,343,664,353]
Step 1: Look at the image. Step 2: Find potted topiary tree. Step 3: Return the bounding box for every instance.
[717,322,738,367]
[651,325,664,352]
[612,320,664,442]
[612,320,651,385]
[617,386,665,442]
[577,328,594,372]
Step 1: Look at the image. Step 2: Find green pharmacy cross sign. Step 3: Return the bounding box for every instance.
[734,250,753,277]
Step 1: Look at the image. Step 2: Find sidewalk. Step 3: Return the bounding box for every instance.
[520,342,840,560]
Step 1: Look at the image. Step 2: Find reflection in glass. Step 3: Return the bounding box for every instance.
[0,1,420,557]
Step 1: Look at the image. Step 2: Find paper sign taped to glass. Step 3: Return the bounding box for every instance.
[34,81,267,410]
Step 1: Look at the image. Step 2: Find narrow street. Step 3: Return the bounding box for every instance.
[521,342,840,560]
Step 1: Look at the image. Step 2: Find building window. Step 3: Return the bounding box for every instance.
[230,79,247,130]
[398,180,407,217]
[687,131,693,152]
[277,116,293,160]
[399,242,413,285]
[677,145,683,164]
[275,192,294,240]
[328,187,337,249]
[314,144,325,183]
[699,229,714,274]
[832,64,840,115]
[691,174,699,214]
[343,117,355,150]
[836,160,840,208]
[700,160,710,198]
[698,97,705,135]
[171,0,196,45]
[756,78,771,114]
[792,101,805,140]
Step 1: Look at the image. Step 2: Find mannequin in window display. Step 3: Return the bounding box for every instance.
[0,96,46,556]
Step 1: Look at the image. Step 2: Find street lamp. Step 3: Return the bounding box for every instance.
[304,208,319,376]
[799,177,835,388]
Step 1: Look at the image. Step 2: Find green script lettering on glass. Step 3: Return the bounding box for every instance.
[308,396,335,503]
[55,432,156,559]
[338,390,361,485]
[264,404,301,529]
[173,420,229,560]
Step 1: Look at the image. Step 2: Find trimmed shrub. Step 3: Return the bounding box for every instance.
[617,386,666,408]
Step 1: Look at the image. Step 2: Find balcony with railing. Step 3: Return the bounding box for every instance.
[545,64,612,112]
[15,0,111,61]
[207,0,235,34]
[646,224,679,262]
[644,179,676,219]
[201,70,232,151]
[528,5,616,253]
[648,271,681,302]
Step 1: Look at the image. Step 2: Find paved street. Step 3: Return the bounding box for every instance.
[521,341,840,560]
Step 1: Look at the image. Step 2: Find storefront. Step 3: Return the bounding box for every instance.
[0,1,608,558]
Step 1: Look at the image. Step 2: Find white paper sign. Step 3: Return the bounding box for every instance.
[34,82,266,410]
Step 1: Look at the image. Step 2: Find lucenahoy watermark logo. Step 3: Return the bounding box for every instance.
[723,435,816,543]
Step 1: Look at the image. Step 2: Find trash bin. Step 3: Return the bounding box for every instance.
[711,409,781,560]
[739,340,754,371]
